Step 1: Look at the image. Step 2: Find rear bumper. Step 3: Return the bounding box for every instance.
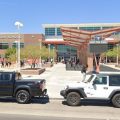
[60,90,66,98]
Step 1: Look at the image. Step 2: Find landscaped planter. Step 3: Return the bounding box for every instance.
[21,68,45,75]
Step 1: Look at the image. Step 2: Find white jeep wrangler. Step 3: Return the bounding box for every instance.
[60,73,120,107]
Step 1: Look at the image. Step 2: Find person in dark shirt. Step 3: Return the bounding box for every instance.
[81,64,88,81]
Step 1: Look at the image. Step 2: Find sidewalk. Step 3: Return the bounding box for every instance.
[100,63,120,70]
[1,63,120,99]
[103,64,120,70]
[23,63,85,99]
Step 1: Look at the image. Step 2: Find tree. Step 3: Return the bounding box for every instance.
[5,45,56,68]
[21,45,54,68]
[103,45,120,63]
[20,45,40,68]
[5,48,16,58]
[8,54,16,62]
[40,46,49,59]
[105,46,120,57]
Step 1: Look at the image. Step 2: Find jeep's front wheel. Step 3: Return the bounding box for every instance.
[16,90,30,104]
[112,93,120,108]
[66,92,80,106]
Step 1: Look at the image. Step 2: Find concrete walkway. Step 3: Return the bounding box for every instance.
[23,63,120,99]
[1,63,120,99]
[23,63,84,99]
[0,63,84,99]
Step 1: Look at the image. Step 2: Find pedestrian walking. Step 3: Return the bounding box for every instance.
[5,61,8,67]
[1,61,4,68]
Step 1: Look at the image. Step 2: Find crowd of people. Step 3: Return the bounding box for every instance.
[0,58,25,68]
[1,60,12,68]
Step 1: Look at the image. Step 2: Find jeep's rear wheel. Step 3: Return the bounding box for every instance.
[112,93,120,108]
[66,92,80,106]
[16,90,30,104]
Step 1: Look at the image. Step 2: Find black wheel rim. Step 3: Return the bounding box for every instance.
[18,92,27,103]
[69,94,79,104]
[115,96,120,104]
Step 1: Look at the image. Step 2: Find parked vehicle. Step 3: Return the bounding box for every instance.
[0,71,47,104]
[60,73,120,107]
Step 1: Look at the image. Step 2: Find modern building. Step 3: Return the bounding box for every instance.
[0,33,44,58]
[42,23,120,64]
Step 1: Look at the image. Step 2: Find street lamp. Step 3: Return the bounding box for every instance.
[39,39,42,68]
[14,21,23,72]
[48,44,50,61]
[116,44,119,65]
[14,41,18,68]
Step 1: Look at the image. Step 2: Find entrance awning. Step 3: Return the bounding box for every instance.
[61,26,120,47]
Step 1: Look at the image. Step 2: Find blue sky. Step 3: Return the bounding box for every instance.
[0,0,120,33]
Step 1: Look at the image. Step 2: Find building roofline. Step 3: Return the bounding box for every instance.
[0,33,18,34]
[42,23,120,28]
[0,33,43,35]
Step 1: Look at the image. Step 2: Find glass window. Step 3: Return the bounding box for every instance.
[0,73,12,81]
[20,43,24,48]
[57,28,62,36]
[45,28,55,36]
[57,45,77,53]
[0,43,9,49]
[109,76,120,86]
[108,44,114,50]
[94,77,107,85]
[12,42,24,48]
[79,27,101,31]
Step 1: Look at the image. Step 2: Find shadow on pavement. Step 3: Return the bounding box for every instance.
[62,99,113,107]
[31,95,50,104]
[0,95,50,104]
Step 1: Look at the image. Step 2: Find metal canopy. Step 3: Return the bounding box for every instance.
[61,26,120,48]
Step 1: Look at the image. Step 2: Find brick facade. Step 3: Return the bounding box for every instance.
[0,34,44,57]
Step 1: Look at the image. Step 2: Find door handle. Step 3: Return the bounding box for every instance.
[103,87,108,89]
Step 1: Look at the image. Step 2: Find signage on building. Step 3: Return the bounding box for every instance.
[89,36,108,53]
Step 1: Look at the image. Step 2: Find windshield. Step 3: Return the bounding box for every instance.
[86,75,94,82]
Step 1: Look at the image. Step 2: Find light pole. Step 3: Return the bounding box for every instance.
[14,21,23,72]
[14,41,18,68]
[39,39,42,68]
[48,44,50,61]
[116,44,119,65]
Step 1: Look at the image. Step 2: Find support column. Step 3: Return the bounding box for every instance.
[87,53,93,71]
[94,53,101,73]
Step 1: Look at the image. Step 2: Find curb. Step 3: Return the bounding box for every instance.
[49,98,64,100]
